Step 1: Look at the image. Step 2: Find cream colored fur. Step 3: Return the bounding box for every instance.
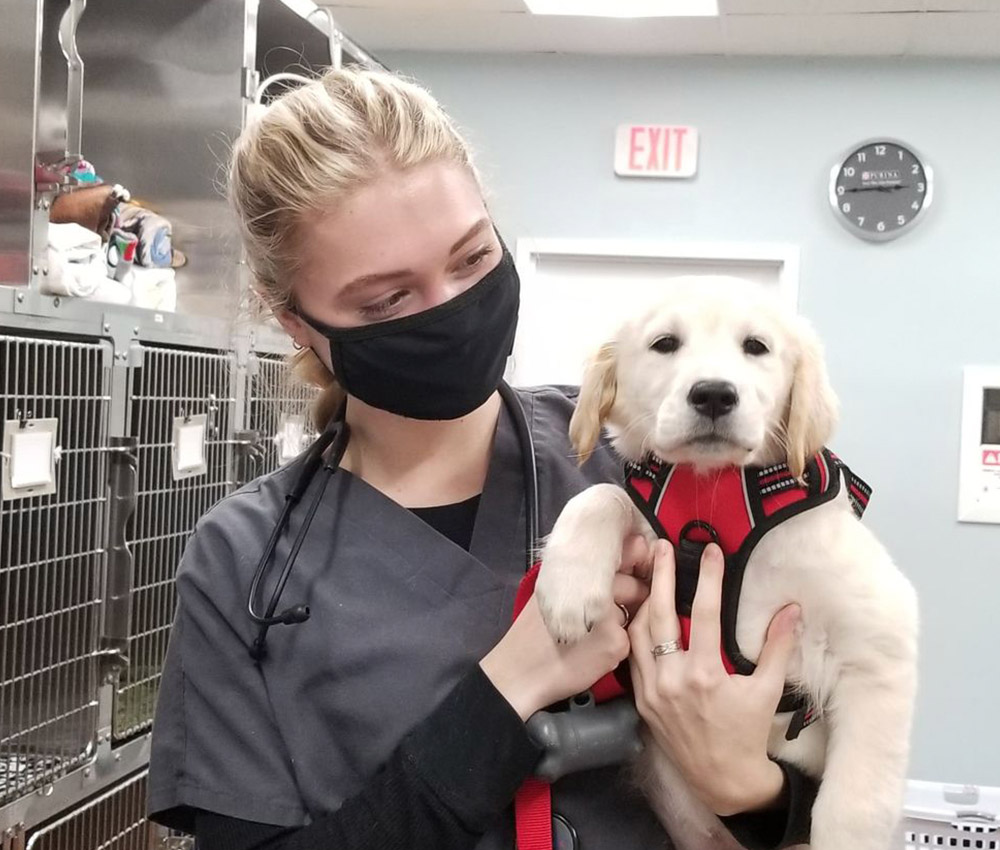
[536,276,918,850]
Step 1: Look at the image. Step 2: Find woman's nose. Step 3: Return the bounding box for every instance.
[423,278,468,310]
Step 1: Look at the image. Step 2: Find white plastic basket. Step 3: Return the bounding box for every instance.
[897,780,1000,849]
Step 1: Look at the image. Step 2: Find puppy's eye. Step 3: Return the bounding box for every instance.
[743,336,769,356]
[650,335,681,354]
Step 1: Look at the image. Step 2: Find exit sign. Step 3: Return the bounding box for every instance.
[614,124,699,178]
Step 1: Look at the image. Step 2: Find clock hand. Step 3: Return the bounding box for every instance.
[844,185,911,193]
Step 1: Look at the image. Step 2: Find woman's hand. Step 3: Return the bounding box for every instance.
[481,534,653,721]
[628,540,801,817]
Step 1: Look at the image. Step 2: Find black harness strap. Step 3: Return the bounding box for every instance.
[623,448,871,740]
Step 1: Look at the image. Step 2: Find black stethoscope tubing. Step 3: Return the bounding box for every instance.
[500,380,540,570]
[247,381,539,661]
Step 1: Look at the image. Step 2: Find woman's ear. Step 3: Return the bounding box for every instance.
[569,342,618,465]
[274,306,310,350]
[785,320,839,479]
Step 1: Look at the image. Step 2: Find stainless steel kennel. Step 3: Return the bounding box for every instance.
[0,0,364,845]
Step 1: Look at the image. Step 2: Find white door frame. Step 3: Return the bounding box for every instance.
[514,238,801,307]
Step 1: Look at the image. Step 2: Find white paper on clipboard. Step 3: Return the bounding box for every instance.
[277,414,307,463]
[172,413,208,480]
[10,430,55,488]
[2,417,59,500]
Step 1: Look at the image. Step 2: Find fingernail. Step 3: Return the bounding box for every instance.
[786,604,802,626]
[656,539,669,557]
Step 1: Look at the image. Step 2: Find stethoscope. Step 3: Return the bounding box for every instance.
[247,380,539,662]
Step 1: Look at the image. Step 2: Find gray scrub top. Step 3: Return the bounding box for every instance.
[148,386,670,848]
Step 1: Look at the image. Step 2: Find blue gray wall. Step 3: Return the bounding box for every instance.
[387,52,1000,786]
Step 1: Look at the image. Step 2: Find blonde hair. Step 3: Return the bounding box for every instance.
[228,67,480,429]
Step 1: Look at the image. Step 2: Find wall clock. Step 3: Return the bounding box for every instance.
[829,139,933,241]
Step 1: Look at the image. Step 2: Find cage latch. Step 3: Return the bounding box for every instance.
[99,436,138,674]
[234,429,264,488]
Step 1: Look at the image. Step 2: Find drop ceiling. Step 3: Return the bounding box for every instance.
[319,0,1000,57]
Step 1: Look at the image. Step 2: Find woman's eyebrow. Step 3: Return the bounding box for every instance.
[339,218,492,295]
[341,269,413,296]
[449,217,491,255]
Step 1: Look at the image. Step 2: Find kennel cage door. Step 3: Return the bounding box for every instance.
[1,334,111,806]
[113,344,236,741]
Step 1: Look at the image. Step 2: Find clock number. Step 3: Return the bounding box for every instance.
[844,166,856,177]
[911,201,920,210]
[857,216,865,226]
[837,185,846,196]
[875,145,887,156]
[898,150,904,160]
[842,202,851,213]
[857,151,867,163]
[911,164,920,175]
[897,215,906,226]
[877,221,886,232]
[918,182,925,193]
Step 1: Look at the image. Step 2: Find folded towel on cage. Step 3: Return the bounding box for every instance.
[130,266,177,311]
[87,276,133,305]
[48,220,101,258]
[84,267,177,311]
[43,222,107,297]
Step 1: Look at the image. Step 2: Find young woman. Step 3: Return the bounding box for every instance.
[148,68,814,850]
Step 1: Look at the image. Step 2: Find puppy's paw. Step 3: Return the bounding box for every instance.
[535,546,614,644]
[536,584,613,644]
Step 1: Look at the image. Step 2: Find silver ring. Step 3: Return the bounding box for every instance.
[616,602,631,628]
[651,639,683,658]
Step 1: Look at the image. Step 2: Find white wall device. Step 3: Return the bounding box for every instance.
[958,365,1000,524]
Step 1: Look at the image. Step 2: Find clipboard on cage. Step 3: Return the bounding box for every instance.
[897,780,1000,849]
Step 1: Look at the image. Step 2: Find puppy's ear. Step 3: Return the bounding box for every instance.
[569,342,618,465]
[785,321,839,479]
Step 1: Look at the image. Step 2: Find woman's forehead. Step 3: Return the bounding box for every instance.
[295,161,489,293]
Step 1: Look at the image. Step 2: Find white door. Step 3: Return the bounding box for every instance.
[508,239,800,388]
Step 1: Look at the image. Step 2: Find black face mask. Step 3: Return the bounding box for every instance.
[295,248,520,420]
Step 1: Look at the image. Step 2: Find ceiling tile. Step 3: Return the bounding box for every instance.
[908,10,1000,54]
[725,12,918,54]
[323,1,1000,56]
[326,7,728,53]
[924,0,1000,9]
[723,0,925,13]
[325,0,526,9]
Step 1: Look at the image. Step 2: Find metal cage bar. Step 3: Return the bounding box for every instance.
[21,768,165,850]
[0,334,111,806]
[899,821,999,849]
[246,352,319,475]
[112,345,235,741]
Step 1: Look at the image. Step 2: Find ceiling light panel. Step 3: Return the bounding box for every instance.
[525,0,719,17]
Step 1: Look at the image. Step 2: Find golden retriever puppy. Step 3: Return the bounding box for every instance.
[535,276,918,850]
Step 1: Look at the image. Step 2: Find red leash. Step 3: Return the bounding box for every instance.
[511,564,625,850]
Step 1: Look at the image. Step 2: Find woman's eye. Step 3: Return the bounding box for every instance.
[743,336,770,356]
[360,290,407,320]
[650,335,681,354]
[463,245,494,269]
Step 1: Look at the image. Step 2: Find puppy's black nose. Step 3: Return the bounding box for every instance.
[688,381,739,419]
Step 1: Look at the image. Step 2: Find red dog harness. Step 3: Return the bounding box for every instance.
[512,448,871,850]
[624,447,870,710]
